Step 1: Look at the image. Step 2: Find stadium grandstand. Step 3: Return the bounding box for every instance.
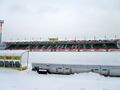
[1,20,120,52]
[4,39,120,52]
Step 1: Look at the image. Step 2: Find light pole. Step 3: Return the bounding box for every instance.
[0,20,4,43]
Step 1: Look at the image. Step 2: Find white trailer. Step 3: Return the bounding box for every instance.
[31,52,120,76]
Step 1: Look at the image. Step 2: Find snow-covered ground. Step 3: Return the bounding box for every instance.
[0,52,120,90]
[0,68,120,90]
[29,52,120,66]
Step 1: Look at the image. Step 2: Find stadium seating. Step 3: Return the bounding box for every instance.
[0,61,4,67]
[5,40,119,51]
[15,61,21,68]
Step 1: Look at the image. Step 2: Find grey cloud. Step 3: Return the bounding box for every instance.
[0,0,120,41]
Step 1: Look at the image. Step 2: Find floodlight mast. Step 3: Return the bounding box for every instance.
[0,20,4,43]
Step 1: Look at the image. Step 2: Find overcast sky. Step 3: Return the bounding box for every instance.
[0,0,120,41]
